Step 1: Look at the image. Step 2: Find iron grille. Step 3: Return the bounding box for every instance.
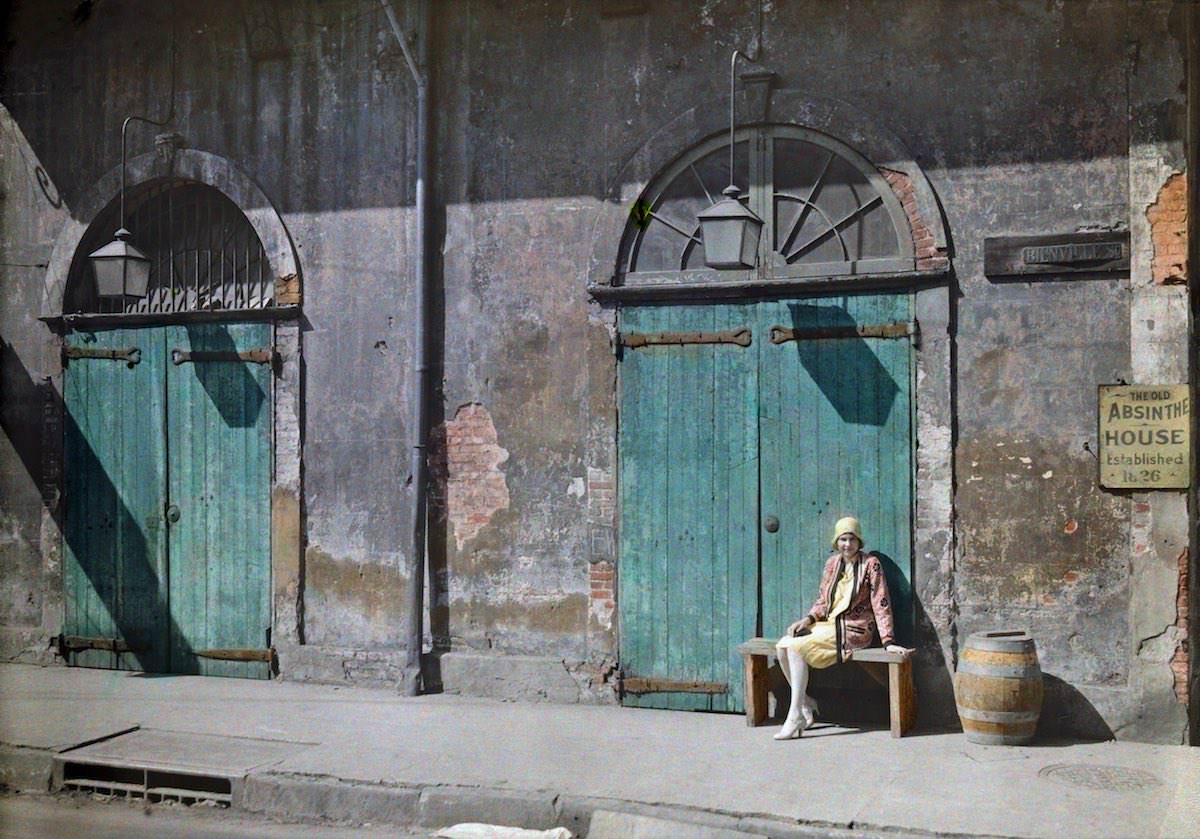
[67,178,274,315]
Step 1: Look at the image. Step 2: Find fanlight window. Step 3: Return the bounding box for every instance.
[67,179,273,315]
[621,125,914,282]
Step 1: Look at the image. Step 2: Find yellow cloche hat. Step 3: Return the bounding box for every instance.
[831,516,863,547]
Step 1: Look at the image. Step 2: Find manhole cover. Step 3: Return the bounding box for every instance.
[1038,763,1164,792]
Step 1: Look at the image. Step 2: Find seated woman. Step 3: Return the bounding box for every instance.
[774,516,906,740]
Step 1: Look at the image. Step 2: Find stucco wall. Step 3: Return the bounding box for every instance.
[0,0,1193,741]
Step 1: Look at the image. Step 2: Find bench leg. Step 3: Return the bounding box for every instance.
[888,658,916,737]
[743,653,768,727]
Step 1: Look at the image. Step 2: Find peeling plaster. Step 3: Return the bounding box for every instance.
[433,403,511,551]
[1145,172,1188,285]
[1138,625,1184,662]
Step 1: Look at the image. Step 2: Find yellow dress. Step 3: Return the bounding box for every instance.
[776,563,857,677]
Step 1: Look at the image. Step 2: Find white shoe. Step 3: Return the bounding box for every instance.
[773,714,807,740]
[802,697,819,728]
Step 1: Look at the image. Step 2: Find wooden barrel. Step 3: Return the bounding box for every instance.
[954,630,1043,745]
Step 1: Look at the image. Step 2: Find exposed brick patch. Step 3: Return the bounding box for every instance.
[1146,172,1187,285]
[1173,548,1189,704]
[586,466,616,560]
[589,559,616,631]
[585,466,618,671]
[586,467,617,639]
[880,168,948,271]
[428,403,510,551]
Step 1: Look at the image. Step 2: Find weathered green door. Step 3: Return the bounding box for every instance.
[64,328,169,672]
[618,294,913,711]
[63,323,271,678]
[166,323,272,678]
[618,303,760,711]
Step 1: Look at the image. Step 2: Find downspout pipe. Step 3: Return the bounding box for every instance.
[381,0,430,696]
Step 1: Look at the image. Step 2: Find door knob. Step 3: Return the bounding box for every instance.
[764,515,780,533]
[165,504,181,523]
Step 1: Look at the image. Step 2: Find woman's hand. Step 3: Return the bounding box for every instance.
[787,617,814,637]
[884,643,910,654]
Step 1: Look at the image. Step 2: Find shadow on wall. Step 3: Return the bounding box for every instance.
[872,551,913,648]
[0,336,45,503]
[0,332,199,674]
[786,303,899,427]
[1037,673,1115,741]
[418,199,451,694]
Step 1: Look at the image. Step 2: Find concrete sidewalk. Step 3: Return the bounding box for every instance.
[1,663,1196,838]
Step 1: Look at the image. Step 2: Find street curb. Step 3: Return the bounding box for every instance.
[239,771,1008,839]
[0,745,53,793]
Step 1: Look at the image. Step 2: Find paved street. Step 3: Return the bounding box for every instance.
[0,792,430,839]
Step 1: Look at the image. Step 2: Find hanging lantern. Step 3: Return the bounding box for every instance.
[698,49,764,270]
[698,185,763,269]
[89,227,151,298]
[89,113,172,300]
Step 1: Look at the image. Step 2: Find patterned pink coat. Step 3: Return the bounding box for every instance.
[806,551,895,661]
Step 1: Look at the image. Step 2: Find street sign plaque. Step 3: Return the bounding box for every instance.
[1098,384,1191,489]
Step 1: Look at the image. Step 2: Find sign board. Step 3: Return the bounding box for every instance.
[1098,385,1191,489]
[985,231,1130,278]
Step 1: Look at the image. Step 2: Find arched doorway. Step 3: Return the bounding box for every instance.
[60,178,278,678]
[616,125,918,711]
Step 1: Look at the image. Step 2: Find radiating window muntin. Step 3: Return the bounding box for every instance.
[622,125,913,284]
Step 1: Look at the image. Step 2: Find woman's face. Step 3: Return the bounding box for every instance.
[836,533,860,556]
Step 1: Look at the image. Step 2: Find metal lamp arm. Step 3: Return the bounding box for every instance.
[120,114,171,230]
[728,49,749,192]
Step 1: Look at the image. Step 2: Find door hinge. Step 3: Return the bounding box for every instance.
[621,327,751,349]
[620,675,728,695]
[171,347,276,366]
[768,321,917,344]
[194,647,275,663]
[54,634,145,656]
[62,346,141,367]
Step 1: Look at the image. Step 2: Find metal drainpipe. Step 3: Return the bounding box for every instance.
[380,0,430,696]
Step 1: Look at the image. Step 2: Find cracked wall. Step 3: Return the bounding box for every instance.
[1173,548,1189,703]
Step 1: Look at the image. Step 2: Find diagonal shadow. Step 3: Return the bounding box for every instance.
[178,323,266,428]
[1,332,195,673]
[786,303,899,426]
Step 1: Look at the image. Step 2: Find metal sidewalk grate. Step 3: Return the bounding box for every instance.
[52,727,314,806]
[61,761,233,805]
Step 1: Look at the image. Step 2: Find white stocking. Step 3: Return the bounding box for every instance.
[784,647,810,722]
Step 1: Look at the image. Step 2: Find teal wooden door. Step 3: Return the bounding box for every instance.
[64,323,271,678]
[64,328,169,672]
[166,323,272,678]
[618,303,759,711]
[618,294,913,711]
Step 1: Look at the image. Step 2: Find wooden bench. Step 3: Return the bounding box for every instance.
[736,638,916,737]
